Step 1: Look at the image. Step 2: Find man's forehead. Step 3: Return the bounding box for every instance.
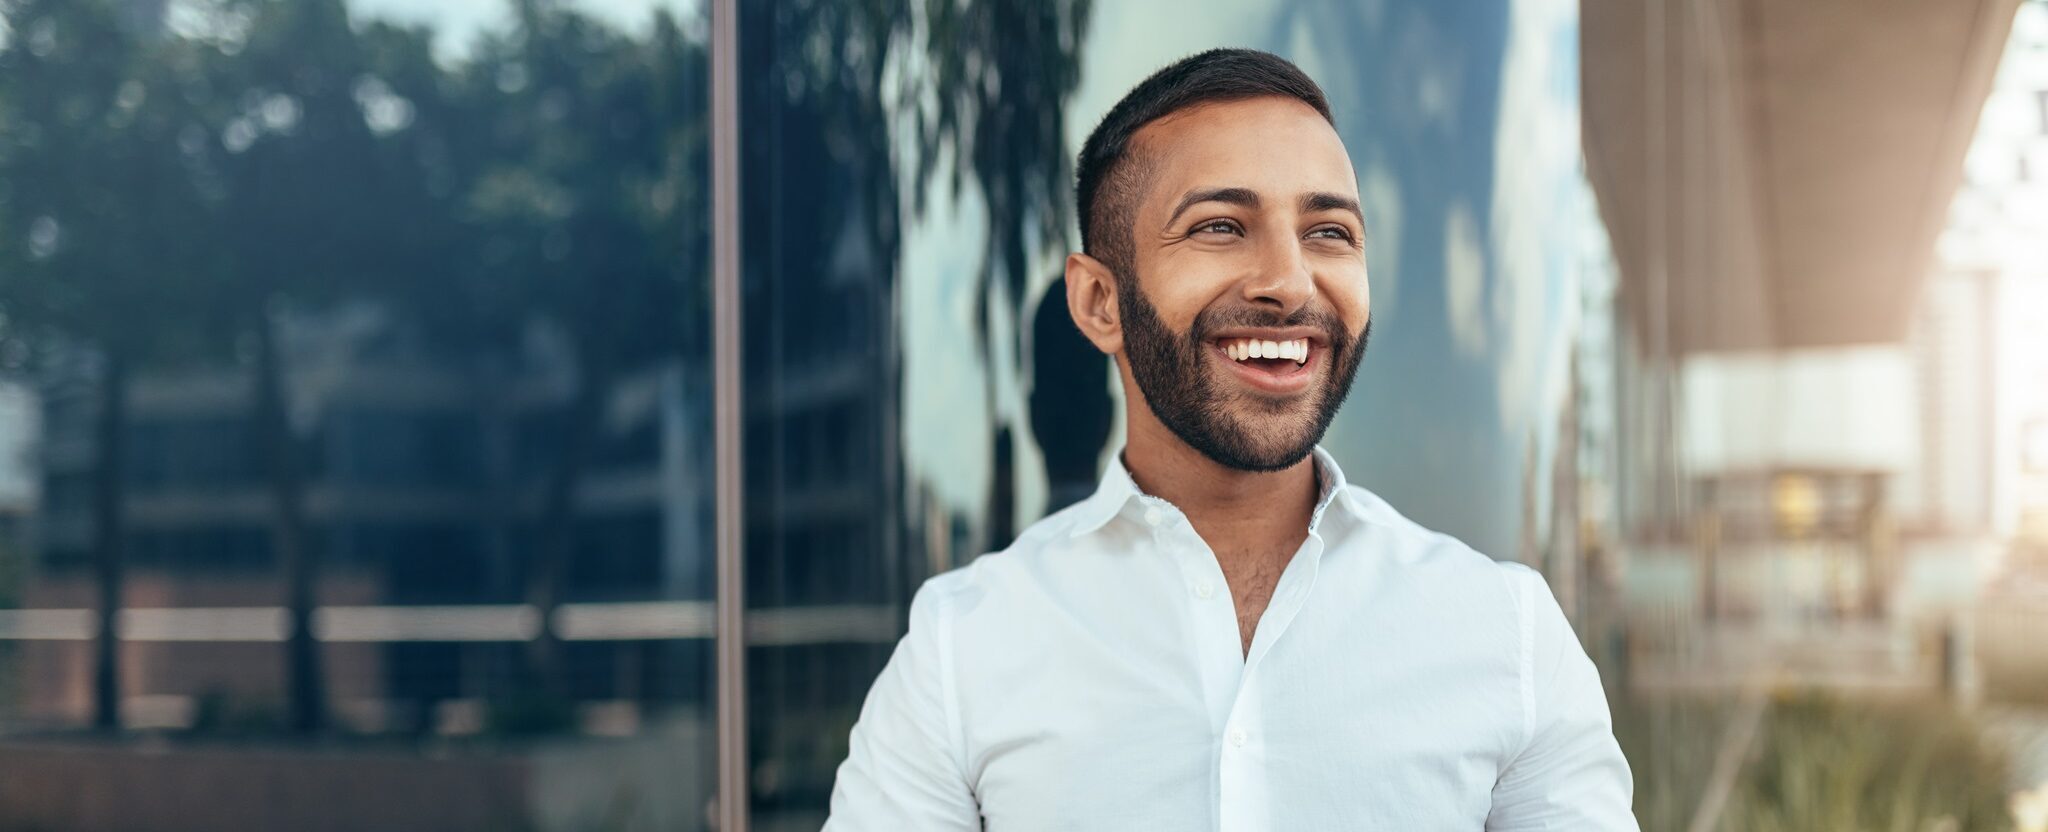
[1130,96,1357,208]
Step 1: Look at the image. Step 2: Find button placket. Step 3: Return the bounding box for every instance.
[1143,496,1243,735]
[1217,684,1268,832]
[1241,533,1325,674]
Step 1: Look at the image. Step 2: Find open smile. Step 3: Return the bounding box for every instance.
[1205,330,1325,396]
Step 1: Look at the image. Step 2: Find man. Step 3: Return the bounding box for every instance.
[826,48,1636,830]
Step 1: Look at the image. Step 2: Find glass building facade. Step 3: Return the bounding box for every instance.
[735,1,1609,824]
[0,0,1603,828]
[0,0,2036,829]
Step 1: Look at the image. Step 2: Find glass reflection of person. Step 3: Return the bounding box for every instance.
[1030,277,1116,515]
[827,49,1636,830]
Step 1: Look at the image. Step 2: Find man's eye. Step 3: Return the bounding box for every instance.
[1308,226,1355,242]
[1193,220,1242,236]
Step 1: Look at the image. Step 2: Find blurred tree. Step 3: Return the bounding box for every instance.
[457,0,708,698]
[738,0,1090,805]
[0,0,713,730]
[746,0,1089,569]
[0,0,235,731]
[193,0,472,735]
[4,0,1079,746]
[912,0,1091,545]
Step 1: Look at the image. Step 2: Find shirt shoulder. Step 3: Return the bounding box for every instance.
[1337,483,1509,568]
[1328,482,1542,619]
[908,497,1101,617]
[982,488,1126,562]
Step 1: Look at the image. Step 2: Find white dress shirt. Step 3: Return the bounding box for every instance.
[825,446,1637,830]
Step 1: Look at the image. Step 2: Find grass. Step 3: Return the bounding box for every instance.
[1615,689,2015,831]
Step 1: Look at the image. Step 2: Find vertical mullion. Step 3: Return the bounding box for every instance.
[710,0,747,829]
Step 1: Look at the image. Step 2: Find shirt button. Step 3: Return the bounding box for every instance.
[1193,581,1215,600]
[1228,728,1248,748]
[1143,507,1166,526]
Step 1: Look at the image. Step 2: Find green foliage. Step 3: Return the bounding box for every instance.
[1730,693,2012,832]
[0,0,1089,749]
[0,0,713,373]
[451,0,710,371]
[0,0,722,736]
[0,0,234,367]
[914,0,1091,336]
[1613,692,1740,831]
[1615,691,2015,832]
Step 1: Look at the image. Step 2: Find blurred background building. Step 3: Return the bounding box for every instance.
[0,0,2043,830]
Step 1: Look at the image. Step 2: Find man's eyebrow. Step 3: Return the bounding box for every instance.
[1301,191,1365,230]
[1164,186,1260,228]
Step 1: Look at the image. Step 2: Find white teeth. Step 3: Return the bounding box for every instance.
[1223,337,1310,363]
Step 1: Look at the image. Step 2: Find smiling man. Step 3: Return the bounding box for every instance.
[825,48,1636,830]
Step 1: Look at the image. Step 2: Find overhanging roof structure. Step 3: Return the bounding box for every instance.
[1582,0,2019,353]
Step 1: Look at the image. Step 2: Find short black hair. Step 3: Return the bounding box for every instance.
[1075,48,1334,279]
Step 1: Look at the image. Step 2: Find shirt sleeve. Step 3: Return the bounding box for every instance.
[823,578,981,831]
[1487,564,1639,831]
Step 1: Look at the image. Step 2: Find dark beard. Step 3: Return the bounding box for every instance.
[1116,273,1368,472]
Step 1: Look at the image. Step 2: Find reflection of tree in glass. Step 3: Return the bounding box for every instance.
[739,0,1091,810]
[206,0,447,738]
[0,0,238,733]
[0,0,1084,743]
[758,0,1091,550]
[913,1,1092,544]
[217,0,712,720]
[200,0,696,724]
[0,0,710,732]
[453,0,708,708]
[1031,277,1112,514]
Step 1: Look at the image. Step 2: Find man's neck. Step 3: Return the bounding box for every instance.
[1120,411,1320,556]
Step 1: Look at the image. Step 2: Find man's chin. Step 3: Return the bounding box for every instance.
[1216,390,1327,426]
[1209,447,1317,473]
[1192,427,1321,472]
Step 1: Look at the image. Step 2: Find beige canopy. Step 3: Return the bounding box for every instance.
[1582,0,2020,352]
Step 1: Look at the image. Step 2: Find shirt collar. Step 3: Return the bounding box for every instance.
[1065,445,1364,539]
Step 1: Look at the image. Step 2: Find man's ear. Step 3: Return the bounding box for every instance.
[1065,252,1123,357]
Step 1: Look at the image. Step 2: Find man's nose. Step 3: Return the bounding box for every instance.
[1241,232,1317,314]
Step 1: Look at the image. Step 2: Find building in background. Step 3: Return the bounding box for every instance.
[1938,4,2048,757]
[1937,0,2048,546]
[0,0,2038,829]
[21,305,716,730]
[1580,0,2021,693]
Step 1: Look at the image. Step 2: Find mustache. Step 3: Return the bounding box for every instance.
[1187,304,1352,343]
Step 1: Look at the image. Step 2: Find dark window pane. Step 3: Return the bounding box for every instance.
[0,1,715,828]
